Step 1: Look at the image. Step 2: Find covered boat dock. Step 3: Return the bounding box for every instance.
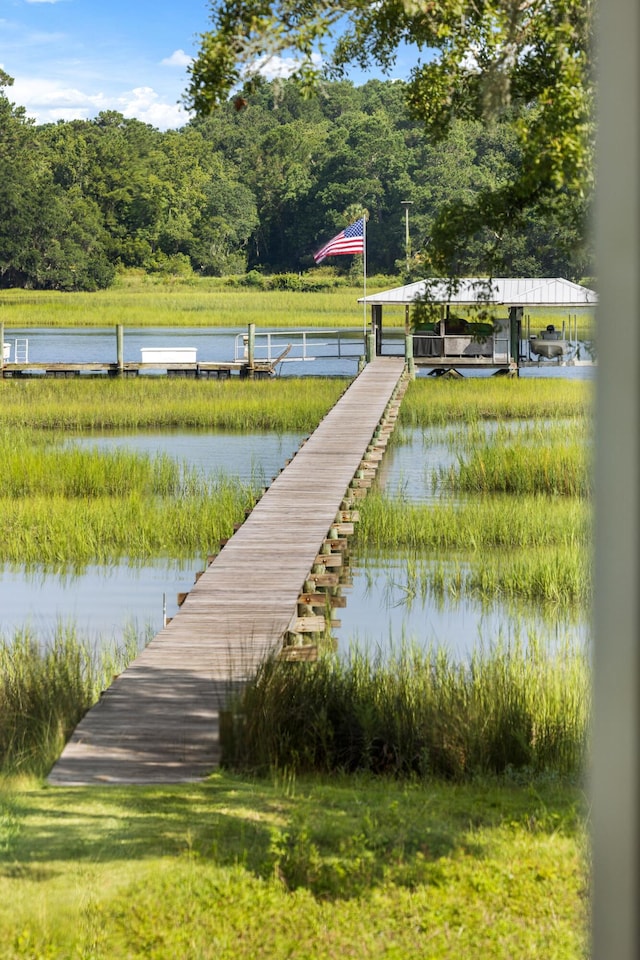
[360,277,598,374]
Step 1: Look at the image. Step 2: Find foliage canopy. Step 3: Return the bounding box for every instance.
[189,0,595,276]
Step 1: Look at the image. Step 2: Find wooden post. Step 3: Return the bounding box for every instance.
[116,324,124,376]
[366,331,375,363]
[247,322,255,377]
[372,304,382,356]
[404,333,415,379]
[509,307,521,374]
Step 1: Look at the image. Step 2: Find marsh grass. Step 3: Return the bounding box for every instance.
[401,376,591,425]
[356,493,590,550]
[0,486,256,565]
[0,422,259,563]
[0,430,194,498]
[0,377,346,431]
[445,435,590,497]
[370,545,590,606]
[0,283,383,329]
[0,623,143,775]
[221,637,589,780]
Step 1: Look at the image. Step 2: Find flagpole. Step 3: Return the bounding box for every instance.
[362,215,367,346]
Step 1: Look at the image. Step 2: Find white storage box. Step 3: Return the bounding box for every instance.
[140,347,197,363]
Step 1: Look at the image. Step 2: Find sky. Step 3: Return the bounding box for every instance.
[0,0,422,130]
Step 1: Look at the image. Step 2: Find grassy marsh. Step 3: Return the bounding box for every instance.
[0,282,379,329]
[0,370,592,957]
[356,494,590,550]
[362,380,592,605]
[400,377,591,425]
[0,623,142,776]
[0,274,596,345]
[221,638,589,779]
[0,485,257,566]
[446,435,590,497]
[0,377,346,431]
[0,378,344,564]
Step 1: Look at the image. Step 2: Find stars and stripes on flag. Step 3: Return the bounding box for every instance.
[313,217,365,263]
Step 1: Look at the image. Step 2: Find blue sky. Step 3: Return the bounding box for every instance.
[0,0,422,129]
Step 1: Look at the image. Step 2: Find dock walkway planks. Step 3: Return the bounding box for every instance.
[48,358,406,785]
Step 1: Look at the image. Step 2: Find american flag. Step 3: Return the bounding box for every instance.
[313,217,365,263]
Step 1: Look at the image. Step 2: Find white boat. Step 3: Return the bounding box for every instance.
[529,333,568,360]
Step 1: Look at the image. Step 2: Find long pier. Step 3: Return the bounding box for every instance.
[48,357,407,785]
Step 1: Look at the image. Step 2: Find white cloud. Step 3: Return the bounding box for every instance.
[25,1,66,5]
[11,76,109,120]
[161,49,193,68]
[247,52,323,82]
[10,77,192,129]
[118,86,191,128]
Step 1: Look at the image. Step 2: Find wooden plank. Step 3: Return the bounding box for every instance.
[48,358,406,786]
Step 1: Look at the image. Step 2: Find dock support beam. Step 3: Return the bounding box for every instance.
[247,322,255,377]
[116,324,124,376]
[404,333,415,379]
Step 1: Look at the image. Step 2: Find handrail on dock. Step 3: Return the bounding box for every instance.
[234,328,366,364]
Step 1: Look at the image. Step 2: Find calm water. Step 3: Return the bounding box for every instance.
[0,423,589,655]
[4,325,596,380]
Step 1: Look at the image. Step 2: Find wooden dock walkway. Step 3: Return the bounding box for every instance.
[47,358,407,785]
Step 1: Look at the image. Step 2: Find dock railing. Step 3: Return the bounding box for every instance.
[234,329,365,365]
[411,330,511,362]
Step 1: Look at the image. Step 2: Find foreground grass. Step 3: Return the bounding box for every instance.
[0,772,588,959]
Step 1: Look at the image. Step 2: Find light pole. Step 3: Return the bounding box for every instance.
[400,200,413,273]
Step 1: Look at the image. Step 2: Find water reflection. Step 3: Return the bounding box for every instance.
[339,553,588,659]
[1,420,589,658]
[0,561,195,640]
[69,430,306,488]
[0,551,589,660]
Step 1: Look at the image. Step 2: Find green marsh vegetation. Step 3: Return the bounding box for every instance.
[0,377,345,563]
[222,636,589,779]
[223,376,592,775]
[0,376,346,431]
[0,427,258,565]
[0,623,143,777]
[353,377,593,607]
[0,274,390,329]
[0,271,595,341]
[399,376,590,426]
[0,375,591,956]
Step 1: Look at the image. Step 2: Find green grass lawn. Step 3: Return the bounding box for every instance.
[0,772,588,959]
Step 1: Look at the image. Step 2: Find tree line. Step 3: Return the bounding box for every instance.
[0,69,592,292]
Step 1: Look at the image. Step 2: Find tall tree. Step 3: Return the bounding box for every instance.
[188,0,594,276]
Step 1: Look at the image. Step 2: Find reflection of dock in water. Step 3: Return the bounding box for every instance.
[47,357,408,785]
